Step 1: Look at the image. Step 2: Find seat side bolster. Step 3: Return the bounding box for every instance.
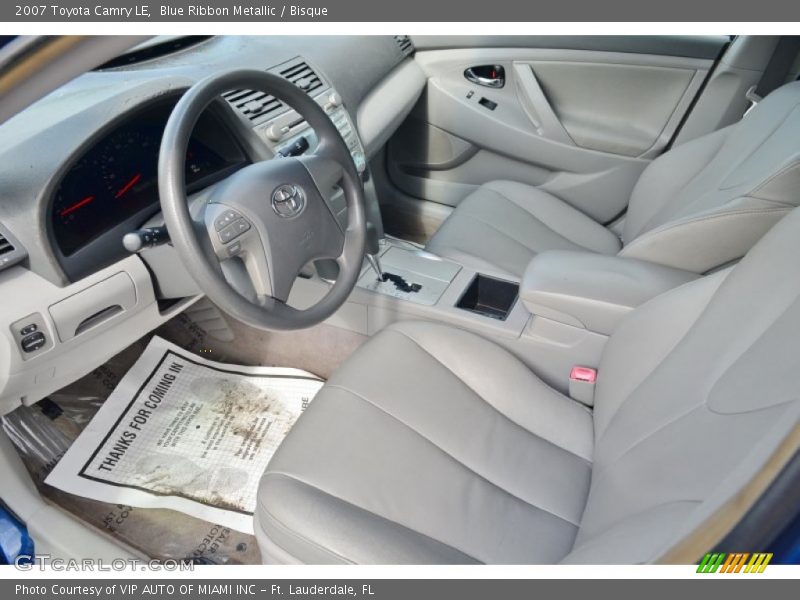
[621,126,732,244]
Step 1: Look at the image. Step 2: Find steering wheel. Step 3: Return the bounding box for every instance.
[158,70,366,331]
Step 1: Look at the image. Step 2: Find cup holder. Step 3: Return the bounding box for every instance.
[456,274,519,321]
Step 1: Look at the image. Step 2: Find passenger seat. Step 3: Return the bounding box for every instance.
[426,81,800,278]
[255,196,800,565]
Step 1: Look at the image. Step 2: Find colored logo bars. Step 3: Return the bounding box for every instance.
[696,552,773,573]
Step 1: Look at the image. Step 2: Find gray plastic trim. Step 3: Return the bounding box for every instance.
[412,36,730,60]
[356,59,427,158]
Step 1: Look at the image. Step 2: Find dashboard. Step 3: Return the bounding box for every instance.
[51,100,246,257]
[0,36,414,286]
[0,35,426,417]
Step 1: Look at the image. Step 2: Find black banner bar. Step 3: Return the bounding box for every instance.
[3,579,800,600]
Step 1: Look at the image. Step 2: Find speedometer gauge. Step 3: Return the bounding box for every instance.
[51,124,162,256]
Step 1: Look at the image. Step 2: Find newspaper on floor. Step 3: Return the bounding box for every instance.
[45,336,324,534]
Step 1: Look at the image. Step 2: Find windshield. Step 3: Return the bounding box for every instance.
[96,35,211,69]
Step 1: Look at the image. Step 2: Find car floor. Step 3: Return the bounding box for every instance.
[1,302,367,564]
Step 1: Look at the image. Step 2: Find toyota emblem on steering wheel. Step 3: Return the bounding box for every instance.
[271,184,306,218]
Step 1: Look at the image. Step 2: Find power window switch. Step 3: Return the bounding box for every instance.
[479,97,498,111]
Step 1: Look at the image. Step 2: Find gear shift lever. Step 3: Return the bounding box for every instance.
[365,222,384,281]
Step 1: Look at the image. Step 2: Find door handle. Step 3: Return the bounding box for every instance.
[464,65,505,88]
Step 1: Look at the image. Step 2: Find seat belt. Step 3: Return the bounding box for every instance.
[569,366,597,406]
[744,36,800,115]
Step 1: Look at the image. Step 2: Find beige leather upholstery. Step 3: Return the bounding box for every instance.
[427,82,800,277]
[256,205,800,564]
[425,181,622,278]
[520,250,700,335]
[256,321,593,564]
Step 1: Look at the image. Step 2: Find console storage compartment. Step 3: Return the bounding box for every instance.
[521,250,699,335]
[456,274,519,321]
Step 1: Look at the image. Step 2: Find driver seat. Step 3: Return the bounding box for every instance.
[254,208,800,564]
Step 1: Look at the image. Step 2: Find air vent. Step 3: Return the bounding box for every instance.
[222,58,326,124]
[394,35,414,57]
[0,223,26,271]
[0,231,13,256]
[279,60,323,94]
[222,89,283,123]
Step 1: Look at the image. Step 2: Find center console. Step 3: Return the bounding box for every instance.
[357,246,460,306]
[519,250,700,335]
[356,246,521,321]
[290,239,703,396]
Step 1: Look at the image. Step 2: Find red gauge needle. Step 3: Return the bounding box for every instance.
[115,173,142,198]
[60,195,95,217]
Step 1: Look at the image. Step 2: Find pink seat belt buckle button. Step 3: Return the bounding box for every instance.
[569,366,597,406]
[570,366,597,383]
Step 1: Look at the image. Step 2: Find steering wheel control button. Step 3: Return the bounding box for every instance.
[271,184,306,218]
[227,241,242,257]
[218,218,251,244]
[21,332,47,353]
[19,323,38,336]
[214,209,243,231]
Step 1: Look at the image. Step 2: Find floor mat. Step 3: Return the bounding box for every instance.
[44,336,323,534]
[2,333,325,564]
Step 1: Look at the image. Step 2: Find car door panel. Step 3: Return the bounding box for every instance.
[386,37,727,223]
[523,60,698,156]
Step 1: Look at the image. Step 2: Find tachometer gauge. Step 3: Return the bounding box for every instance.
[53,154,100,226]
